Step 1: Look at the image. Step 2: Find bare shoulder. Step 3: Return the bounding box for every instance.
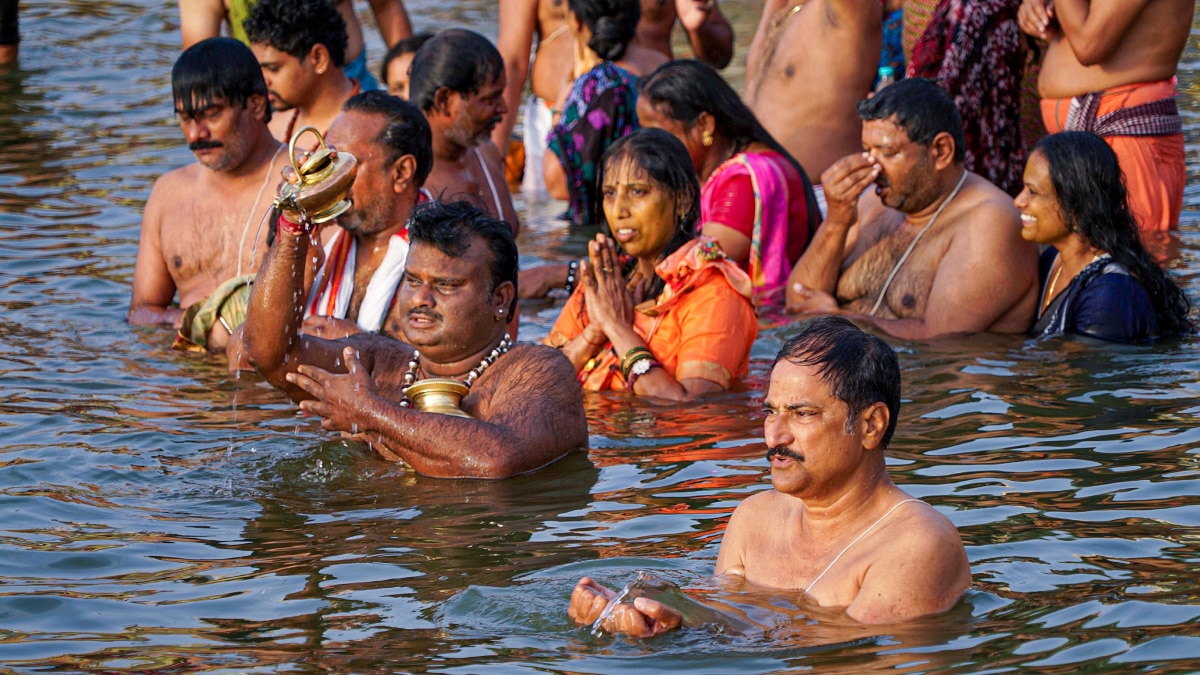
[888,499,962,550]
[733,489,790,521]
[949,177,1022,241]
[151,162,201,196]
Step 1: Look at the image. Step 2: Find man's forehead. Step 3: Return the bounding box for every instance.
[766,359,836,401]
[326,111,382,147]
[862,116,913,145]
[175,94,228,113]
[407,237,491,273]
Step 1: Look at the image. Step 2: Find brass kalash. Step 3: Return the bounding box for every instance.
[274,126,476,418]
[274,126,359,225]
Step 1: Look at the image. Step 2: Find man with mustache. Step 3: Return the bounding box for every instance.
[129,38,283,354]
[241,199,588,478]
[245,0,360,143]
[786,78,1038,340]
[568,316,971,635]
[410,30,520,235]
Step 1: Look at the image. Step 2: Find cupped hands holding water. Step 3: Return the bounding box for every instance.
[568,577,682,639]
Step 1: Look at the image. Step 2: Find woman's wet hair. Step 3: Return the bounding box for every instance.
[407,200,518,312]
[343,91,433,188]
[409,29,504,113]
[1036,131,1191,337]
[637,59,818,236]
[244,0,347,68]
[857,78,966,162]
[774,316,901,447]
[172,37,270,123]
[568,0,640,62]
[379,31,436,90]
[600,128,700,300]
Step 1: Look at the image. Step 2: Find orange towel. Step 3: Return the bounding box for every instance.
[1041,80,1184,234]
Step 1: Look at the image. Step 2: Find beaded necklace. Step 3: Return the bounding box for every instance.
[399,334,512,408]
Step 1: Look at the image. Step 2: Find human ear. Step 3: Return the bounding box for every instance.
[309,44,332,75]
[493,280,516,317]
[248,93,268,123]
[930,132,956,171]
[392,154,417,193]
[860,402,890,451]
[433,87,456,117]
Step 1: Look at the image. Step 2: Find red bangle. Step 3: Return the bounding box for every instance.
[277,213,314,237]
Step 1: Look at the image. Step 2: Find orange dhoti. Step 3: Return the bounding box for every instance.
[1041,80,1185,234]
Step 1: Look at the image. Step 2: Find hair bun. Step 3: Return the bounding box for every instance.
[588,15,635,61]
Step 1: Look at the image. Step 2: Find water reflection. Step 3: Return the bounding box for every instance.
[1,0,1200,672]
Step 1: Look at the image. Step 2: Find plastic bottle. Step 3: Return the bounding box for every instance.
[875,66,896,93]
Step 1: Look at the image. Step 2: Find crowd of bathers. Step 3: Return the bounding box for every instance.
[96,0,1198,635]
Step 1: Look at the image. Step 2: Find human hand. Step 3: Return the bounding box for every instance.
[676,0,716,31]
[302,315,362,340]
[1017,0,1056,39]
[820,153,880,228]
[286,346,379,433]
[582,234,635,335]
[786,282,840,315]
[567,577,683,638]
[348,430,403,462]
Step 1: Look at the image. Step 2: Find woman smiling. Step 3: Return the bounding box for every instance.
[544,129,757,400]
[1014,132,1190,343]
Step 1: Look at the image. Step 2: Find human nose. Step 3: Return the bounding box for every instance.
[1013,188,1028,210]
[181,119,208,144]
[763,413,793,449]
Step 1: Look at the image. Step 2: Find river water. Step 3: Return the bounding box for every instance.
[2,1,1200,672]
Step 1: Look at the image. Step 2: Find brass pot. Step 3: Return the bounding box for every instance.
[406,378,472,418]
[276,126,358,224]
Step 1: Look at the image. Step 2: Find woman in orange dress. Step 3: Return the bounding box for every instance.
[544,129,757,400]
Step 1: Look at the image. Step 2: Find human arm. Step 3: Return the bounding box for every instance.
[1071,272,1160,344]
[843,507,971,624]
[585,237,750,401]
[492,0,539,152]
[852,200,1037,340]
[785,154,878,304]
[365,0,412,47]
[178,0,224,49]
[289,343,587,478]
[518,262,572,299]
[242,215,383,399]
[302,314,364,340]
[1051,0,1152,65]
[128,180,183,327]
[675,0,733,69]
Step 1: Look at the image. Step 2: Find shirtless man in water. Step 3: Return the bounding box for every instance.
[786,79,1037,341]
[410,30,520,234]
[569,316,971,635]
[245,0,360,143]
[745,0,880,196]
[1018,0,1189,236]
[179,0,411,92]
[129,38,282,353]
[495,0,734,196]
[243,199,588,479]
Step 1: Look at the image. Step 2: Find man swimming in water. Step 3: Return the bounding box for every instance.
[568,316,971,634]
[786,78,1038,340]
[242,200,588,479]
[129,37,282,354]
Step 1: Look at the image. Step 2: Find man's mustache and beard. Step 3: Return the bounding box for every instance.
[268,91,296,113]
[407,306,443,325]
[766,445,803,463]
[189,139,223,152]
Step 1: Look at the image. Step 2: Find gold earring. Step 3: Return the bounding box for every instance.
[701,131,713,147]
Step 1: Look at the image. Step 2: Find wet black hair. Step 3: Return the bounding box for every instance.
[244,0,347,68]
[407,200,518,313]
[600,128,700,302]
[638,59,821,245]
[774,315,901,448]
[172,37,270,123]
[343,91,433,187]
[409,29,504,114]
[1035,131,1191,337]
[857,78,966,163]
[568,0,640,62]
[379,31,436,91]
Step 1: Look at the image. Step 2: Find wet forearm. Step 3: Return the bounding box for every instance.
[243,229,312,391]
[787,219,850,299]
[357,396,528,478]
[127,304,183,327]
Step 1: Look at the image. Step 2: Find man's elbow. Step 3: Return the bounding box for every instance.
[1069,35,1118,66]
